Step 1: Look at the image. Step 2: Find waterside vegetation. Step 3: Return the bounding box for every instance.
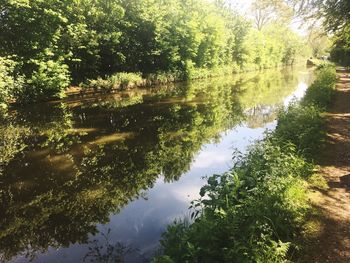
[153,64,337,263]
[0,0,310,110]
[0,68,308,261]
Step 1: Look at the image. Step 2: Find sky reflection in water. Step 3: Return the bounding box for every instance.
[3,67,313,263]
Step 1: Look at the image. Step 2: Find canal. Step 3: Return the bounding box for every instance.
[0,66,313,263]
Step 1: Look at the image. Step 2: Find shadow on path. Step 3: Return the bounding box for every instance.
[302,68,350,263]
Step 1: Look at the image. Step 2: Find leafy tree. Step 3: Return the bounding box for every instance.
[307,28,331,57]
[251,0,293,30]
[0,57,24,110]
[0,0,309,103]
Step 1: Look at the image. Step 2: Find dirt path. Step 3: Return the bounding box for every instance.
[303,68,350,262]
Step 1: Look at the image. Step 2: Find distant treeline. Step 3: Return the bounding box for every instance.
[0,0,309,108]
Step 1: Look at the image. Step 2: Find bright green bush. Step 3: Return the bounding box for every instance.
[302,64,337,109]
[154,140,312,263]
[85,65,235,91]
[86,72,144,91]
[145,71,183,85]
[275,64,337,159]
[109,72,144,89]
[87,77,113,91]
[20,59,70,102]
[275,104,325,159]
[0,57,24,110]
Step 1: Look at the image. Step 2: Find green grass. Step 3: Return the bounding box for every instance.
[302,64,337,109]
[82,65,240,91]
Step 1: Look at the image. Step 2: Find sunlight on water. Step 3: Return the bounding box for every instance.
[0,66,314,263]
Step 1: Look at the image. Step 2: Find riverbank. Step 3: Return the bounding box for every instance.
[0,67,313,262]
[153,64,337,262]
[65,63,305,97]
[302,68,350,262]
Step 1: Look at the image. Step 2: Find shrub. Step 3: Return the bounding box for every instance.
[20,59,70,102]
[0,57,24,110]
[87,77,114,91]
[275,64,336,159]
[145,71,183,85]
[302,64,337,109]
[155,140,312,263]
[182,61,235,81]
[109,72,144,89]
[86,72,145,91]
[275,104,324,159]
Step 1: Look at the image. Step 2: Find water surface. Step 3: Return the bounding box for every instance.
[0,66,313,263]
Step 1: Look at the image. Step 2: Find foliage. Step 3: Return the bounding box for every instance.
[242,24,307,70]
[109,72,144,89]
[317,0,350,33]
[155,139,312,263]
[251,0,293,31]
[275,104,324,159]
[275,64,336,160]
[330,25,350,66]
[87,78,115,92]
[154,60,337,262]
[0,57,24,110]
[307,28,331,58]
[22,59,70,102]
[86,72,144,91]
[288,0,350,66]
[302,64,337,109]
[0,68,304,261]
[145,71,183,85]
[0,0,309,102]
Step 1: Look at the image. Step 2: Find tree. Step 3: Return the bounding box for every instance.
[288,0,350,65]
[251,0,293,30]
[307,28,331,57]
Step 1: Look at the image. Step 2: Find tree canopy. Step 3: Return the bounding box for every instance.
[0,0,308,108]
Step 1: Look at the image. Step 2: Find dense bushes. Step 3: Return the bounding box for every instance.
[330,25,350,66]
[275,104,324,159]
[87,72,144,92]
[0,57,70,107]
[274,64,337,159]
[23,59,70,102]
[0,0,308,106]
[84,66,238,92]
[302,65,337,109]
[274,64,336,159]
[0,57,24,111]
[153,64,337,262]
[155,141,312,263]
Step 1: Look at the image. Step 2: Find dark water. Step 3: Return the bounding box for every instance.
[0,66,313,263]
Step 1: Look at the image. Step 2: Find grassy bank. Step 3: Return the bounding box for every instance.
[152,64,337,263]
[80,66,234,93]
[77,62,308,95]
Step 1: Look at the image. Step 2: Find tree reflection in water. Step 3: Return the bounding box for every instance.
[0,67,312,262]
[83,229,145,263]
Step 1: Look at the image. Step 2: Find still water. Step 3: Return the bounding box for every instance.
[0,66,313,263]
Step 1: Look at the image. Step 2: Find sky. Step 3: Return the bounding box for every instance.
[225,0,308,36]
[228,0,253,13]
